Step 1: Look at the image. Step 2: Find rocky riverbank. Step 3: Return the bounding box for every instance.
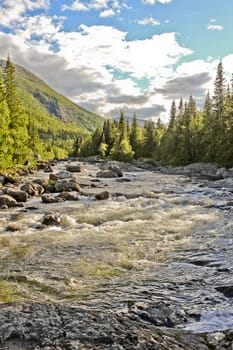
[0,159,233,349]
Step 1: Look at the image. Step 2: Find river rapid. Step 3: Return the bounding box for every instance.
[0,160,233,336]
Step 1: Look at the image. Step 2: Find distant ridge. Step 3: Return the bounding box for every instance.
[0,60,104,133]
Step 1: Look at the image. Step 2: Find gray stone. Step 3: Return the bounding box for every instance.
[66,164,83,172]
[56,171,73,179]
[41,194,65,204]
[3,187,28,202]
[21,182,44,196]
[96,170,119,178]
[55,180,81,192]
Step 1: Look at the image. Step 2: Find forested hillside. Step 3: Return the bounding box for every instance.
[0,57,104,169]
[75,61,233,168]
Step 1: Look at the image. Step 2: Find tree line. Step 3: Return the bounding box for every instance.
[73,61,233,167]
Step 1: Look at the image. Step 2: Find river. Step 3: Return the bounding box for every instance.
[0,160,233,337]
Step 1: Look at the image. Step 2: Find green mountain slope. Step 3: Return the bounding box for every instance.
[0,60,104,133]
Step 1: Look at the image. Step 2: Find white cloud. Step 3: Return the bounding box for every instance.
[0,0,49,27]
[62,1,89,11]
[99,9,115,17]
[207,24,223,31]
[137,17,160,26]
[142,0,172,5]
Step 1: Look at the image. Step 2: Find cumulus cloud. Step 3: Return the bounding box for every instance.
[62,0,123,15]
[0,0,49,27]
[99,9,115,17]
[137,17,160,26]
[207,24,224,31]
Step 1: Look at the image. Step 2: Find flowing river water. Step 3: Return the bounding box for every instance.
[0,161,233,335]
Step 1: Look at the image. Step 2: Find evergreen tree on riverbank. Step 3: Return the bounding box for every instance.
[74,61,233,167]
[4,56,30,165]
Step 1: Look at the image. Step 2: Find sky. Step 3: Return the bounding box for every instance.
[0,0,233,122]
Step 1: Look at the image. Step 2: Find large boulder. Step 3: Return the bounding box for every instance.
[3,187,28,202]
[182,163,220,179]
[55,179,81,192]
[41,194,65,204]
[96,169,119,178]
[66,164,83,172]
[57,192,80,201]
[0,194,20,208]
[21,182,44,196]
[56,171,73,179]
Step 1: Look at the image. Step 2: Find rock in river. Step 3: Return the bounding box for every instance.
[95,191,110,200]
[3,187,28,202]
[42,212,62,225]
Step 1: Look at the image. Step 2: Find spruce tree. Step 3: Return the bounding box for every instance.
[4,56,30,165]
[0,78,12,169]
[130,113,142,158]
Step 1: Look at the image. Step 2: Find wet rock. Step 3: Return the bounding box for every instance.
[159,163,222,179]
[57,192,80,201]
[66,164,83,172]
[41,194,65,204]
[108,165,123,177]
[43,164,53,173]
[0,175,5,185]
[0,302,210,350]
[21,182,44,196]
[56,171,73,179]
[0,194,19,208]
[96,170,119,178]
[116,177,131,182]
[95,191,110,200]
[49,173,59,181]
[6,223,21,232]
[2,174,19,185]
[215,285,233,298]
[206,332,225,347]
[32,178,47,187]
[131,302,187,328]
[3,187,28,202]
[209,177,233,189]
[55,179,81,192]
[42,212,62,225]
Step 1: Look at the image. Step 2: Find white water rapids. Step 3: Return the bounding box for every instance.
[0,161,233,333]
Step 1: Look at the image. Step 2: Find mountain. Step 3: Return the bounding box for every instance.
[0,60,104,133]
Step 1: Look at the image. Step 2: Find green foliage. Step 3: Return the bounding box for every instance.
[0,57,104,169]
[76,60,233,167]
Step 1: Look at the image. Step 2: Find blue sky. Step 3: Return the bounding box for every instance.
[0,0,232,121]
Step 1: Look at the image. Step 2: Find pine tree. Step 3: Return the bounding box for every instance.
[142,119,156,157]
[169,100,176,129]
[0,78,12,169]
[130,113,142,158]
[4,56,30,164]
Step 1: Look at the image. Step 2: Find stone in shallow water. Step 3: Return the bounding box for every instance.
[95,191,110,200]
[42,212,62,226]
[215,285,233,298]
